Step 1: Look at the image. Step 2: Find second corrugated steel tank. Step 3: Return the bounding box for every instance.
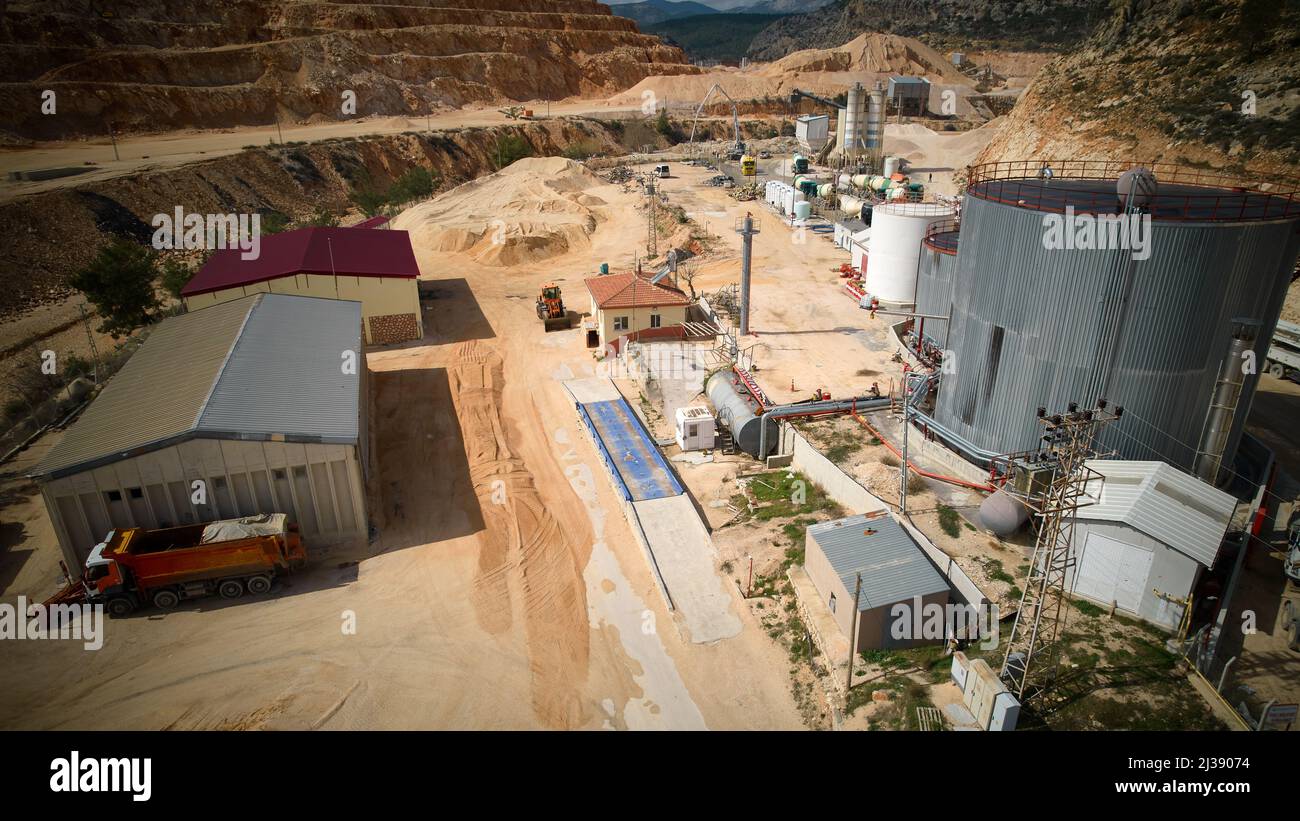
[916,192,1300,469]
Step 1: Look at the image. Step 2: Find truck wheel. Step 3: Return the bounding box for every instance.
[246,575,272,595]
[1268,361,1285,379]
[218,579,245,599]
[152,589,180,609]
[106,597,135,618]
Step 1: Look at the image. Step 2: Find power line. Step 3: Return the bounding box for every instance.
[1119,408,1293,511]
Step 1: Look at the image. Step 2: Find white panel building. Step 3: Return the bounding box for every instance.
[1067,460,1237,630]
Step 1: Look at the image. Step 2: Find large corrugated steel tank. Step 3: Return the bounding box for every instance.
[705,371,777,457]
[929,166,1300,471]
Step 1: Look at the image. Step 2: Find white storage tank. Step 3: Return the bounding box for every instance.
[675,406,716,451]
[864,201,955,306]
[883,156,902,178]
[794,201,813,221]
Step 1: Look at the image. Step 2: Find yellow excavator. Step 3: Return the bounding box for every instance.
[536,283,569,331]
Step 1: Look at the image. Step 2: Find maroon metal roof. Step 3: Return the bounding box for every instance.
[351,215,391,229]
[181,227,419,297]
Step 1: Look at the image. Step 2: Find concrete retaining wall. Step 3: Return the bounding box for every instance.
[781,422,888,516]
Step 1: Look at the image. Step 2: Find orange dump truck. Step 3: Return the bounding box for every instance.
[81,514,306,617]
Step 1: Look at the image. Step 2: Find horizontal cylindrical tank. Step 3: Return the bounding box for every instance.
[841,193,865,216]
[852,174,871,190]
[705,371,777,457]
[817,183,834,199]
[979,489,1030,536]
[864,201,957,306]
[933,175,1300,469]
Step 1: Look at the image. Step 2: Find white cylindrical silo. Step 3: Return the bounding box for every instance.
[844,82,864,158]
[864,201,955,305]
[865,82,884,153]
[883,156,901,177]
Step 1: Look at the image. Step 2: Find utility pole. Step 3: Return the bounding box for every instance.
[999,400,1122,701]
[107,121,120,162]
[275,117,283,145]
[78,303,101,385]
[846,572,862,693]
[645,177,657,258]
[900,372,910,514]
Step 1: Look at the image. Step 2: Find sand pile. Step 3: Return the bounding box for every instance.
[393,157,607,267]
[759,33,971,85]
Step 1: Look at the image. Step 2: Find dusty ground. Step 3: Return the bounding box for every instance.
[0,153,816,731]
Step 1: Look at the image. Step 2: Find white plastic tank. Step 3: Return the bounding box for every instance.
[794,201,812,221]
[864,201,955,305]
[883,156,901,177]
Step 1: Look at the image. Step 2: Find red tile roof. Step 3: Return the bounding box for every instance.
[181,227,419,297]
[585,272,690,310]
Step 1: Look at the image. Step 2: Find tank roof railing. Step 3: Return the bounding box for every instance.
[965,159,1300,222]
[921,218,961,255]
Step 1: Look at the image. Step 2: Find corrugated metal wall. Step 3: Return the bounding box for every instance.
[916,242,958,343]
[932,193,1300,469]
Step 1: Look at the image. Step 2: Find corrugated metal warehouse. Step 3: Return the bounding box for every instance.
[31,293,370,571]
[915,162,1300,473]
[181,226,423,345]
[804,512,951,652]
[1068,460,1236,629]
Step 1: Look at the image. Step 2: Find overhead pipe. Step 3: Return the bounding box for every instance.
[758,396,892,458]
[851,408,996,493]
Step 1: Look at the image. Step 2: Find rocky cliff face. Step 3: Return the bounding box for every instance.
[974,0,1300,177]
[0,0,698,140]
[747,0,1107,60]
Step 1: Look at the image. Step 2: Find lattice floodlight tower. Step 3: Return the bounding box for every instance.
[998,399,1122,700]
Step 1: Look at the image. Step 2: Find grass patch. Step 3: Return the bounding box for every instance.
[937,504,962,539]
[1071,599,1106,618]
[743,471,841,521]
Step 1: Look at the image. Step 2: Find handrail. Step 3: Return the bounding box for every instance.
[964,159,1300,222]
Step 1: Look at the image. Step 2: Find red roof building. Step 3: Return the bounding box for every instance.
[181,227,424,345]
[583,272,692,352]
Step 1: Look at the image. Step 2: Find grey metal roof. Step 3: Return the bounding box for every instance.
[1081,460,1236,567]
[33,293,362,480]
[808,513,950,610]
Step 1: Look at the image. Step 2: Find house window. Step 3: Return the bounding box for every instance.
[829,593,837,613]
[650,314,662,329]
[128,487,144,499]
[614,315,629,331]
[105,490,123,503]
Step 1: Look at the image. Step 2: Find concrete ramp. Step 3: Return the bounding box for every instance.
[630,495,742,644]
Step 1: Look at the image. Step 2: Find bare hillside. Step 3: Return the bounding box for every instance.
[975,0,1300,177]
[0,0,698,140]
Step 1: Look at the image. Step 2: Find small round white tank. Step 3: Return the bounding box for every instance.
[794,201,812,220]
[882,156,901,177]
[865,201,956,305]
[979,489,1030,536]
